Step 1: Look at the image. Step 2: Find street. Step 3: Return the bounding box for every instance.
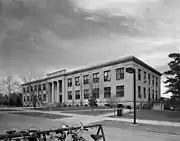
[0,112,179,141]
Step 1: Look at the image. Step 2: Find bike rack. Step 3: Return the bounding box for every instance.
[0,124,106,141]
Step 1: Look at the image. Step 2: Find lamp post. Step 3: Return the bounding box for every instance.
[126,67,137,124]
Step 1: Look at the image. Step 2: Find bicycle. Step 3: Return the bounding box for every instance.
[64,122,103,141]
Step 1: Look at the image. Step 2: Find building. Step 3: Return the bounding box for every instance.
[21,56,162,107]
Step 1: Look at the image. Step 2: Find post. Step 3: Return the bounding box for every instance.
[133,70,137,124]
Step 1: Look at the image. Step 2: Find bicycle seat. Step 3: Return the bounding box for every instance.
[6,130,16,134]
[90,134,103,141]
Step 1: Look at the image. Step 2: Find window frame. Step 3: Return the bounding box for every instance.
[116,68,124,80]
[75,77,80,86]
[84,89,89,99]
[93,73,100,83]
[83,75,89,84]
[104,87,111,98]
[116,85,124,97]
[75,90,81,100]
[68,78,72,87]
[104,70,111,82]
[68,91,73,100]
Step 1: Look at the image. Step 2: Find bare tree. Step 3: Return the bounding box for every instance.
[21,73,43,108]
[88,74,103,112]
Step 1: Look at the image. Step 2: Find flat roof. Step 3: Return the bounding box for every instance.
[21,55,162,86]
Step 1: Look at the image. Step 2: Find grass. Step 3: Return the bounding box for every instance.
[0,109,22,112]
[61,109,114,116]
[109,110,180,122]
[31,106,112,111]
[11,112,71,119]
[94,120,180,135]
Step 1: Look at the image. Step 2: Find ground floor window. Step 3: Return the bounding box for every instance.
[104,87,111,98]
[43,94,46,101]
[116,85,124,97]
[68,91,72,100]
[75,90,80,100]
[84,89,89,99]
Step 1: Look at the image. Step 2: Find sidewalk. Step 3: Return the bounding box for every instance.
[3,107,180,127]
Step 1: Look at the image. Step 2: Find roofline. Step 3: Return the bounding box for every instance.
[21,55,162,86]
[65,55,162,76]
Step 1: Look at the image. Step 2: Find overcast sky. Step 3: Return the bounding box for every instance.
[0,0,179,96]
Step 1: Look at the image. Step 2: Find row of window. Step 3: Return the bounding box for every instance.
[23,84,46,93]
[138,69,158,86]
[138,86,159,100]
[67,85,125,100]
[68,68,124,87]
[24,94,47,102]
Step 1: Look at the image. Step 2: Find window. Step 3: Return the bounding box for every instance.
[104,70,111,82]
[83,75,89,84]
[144,71,146,83]
[148,88,150,101]
[152,76,154,86]
[24,96,26,102]
[93,73,99,83]
[116,85,124,97]
[27,87,29,93]
[156,77,158,87]
[104,87,111,98]
[68,78,72,87]
[84,89,89,99]
[27,96,29,102]
[68,91,72,100]
[138,86,141,98]
[23,87,26,93]
[116,68,124,80]
[75,77,80,86]
[43,84,46,90]
[34,85,37,91]
[38,85,41,91]
[43,94,46,101]
[143,87,146,99]
[156,90,158,101]
[30,86,33,92]
[38,95,42,101]
[148,74,150,84]
[75,90,80,100]
[138,69,141,81]
[152,90,154,99]
[93,88,99,98]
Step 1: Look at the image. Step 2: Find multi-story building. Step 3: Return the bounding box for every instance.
[21,56,162,107]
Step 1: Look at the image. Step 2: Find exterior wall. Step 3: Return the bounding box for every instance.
[21,57,161,107]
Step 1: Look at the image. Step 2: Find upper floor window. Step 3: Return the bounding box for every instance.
[144,71,146,83]
[116,85,124,97]
[104,70,111,82]
[43,84,46,90]
[156,77,158,87]
[38,85,41,91]
[116,68,124,80]
[75,90,80,100]
[148,74,151,85]
[104,87,111,98]
[93,73,99,83]
[68,78,72,87]
[30,86,33,92]
[68,91,72,100]
[34,85,37,91]
[83,75,89,84]
[84,89,89,99]
[75,77,80,86]
[138,86,141,98]
[23,87,26,93]
[27,87,29,93]
[138,69,141,81]
[152,76,154,86]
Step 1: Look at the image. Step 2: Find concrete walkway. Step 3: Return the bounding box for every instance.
[2,107,180,127]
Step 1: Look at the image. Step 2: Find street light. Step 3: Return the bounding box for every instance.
[126,67,137,124]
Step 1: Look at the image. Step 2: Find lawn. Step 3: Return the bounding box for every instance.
[110,110,180,122]
[0,109,22,112]
[30,106,112,111]
[61,109,114,116]
[11,112,71,119]
[95,120,180,135]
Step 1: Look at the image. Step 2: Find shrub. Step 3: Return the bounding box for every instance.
[76,104,79,107]
[68,104,72,107]
[127,105,132,110]
[117,104,124,108]
[84,104,88,107]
